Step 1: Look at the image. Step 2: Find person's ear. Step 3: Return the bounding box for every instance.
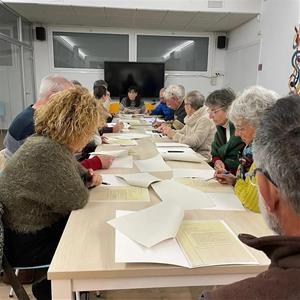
[257,173,280,213]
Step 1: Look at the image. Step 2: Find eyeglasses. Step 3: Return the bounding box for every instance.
[247,167,278,187]
[206,106,225,115]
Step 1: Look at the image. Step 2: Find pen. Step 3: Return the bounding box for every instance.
[102,182,111,185]
[167,150,184,153]
[205,176,215,181]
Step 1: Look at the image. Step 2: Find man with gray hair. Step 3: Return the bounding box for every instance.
[201,94,300,299]
[163,84,186,127]
[4,74,73,158]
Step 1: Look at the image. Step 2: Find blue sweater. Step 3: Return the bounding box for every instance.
[150,102,174,121]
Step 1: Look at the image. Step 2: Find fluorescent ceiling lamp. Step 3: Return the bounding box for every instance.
[163,40,194,60]
[55,35,87,59]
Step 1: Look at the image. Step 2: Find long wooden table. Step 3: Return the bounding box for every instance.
[48,131,272,300]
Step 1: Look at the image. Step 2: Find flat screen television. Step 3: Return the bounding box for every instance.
[104,61,165,99]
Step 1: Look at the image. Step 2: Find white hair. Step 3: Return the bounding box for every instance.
[38,74,72,99]
[164,84,185,102]
[253,95,300,214]
[229,86,280,128]
[185,90,205,110]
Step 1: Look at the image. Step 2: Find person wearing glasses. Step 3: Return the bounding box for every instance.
[215,86,279,212]
[205,88,245,174]
[155,84,186,130]
[201,95,300,300]
[161,90,216,160]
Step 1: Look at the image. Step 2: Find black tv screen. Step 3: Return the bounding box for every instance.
[104,61,165,99]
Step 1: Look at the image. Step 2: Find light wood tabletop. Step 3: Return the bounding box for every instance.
[48,132,272,300]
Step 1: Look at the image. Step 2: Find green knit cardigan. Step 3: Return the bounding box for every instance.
[211,122,245,172]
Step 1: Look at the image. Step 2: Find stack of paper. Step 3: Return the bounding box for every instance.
[112,210,258,268]
[155,143,206,163]
[106,137,138,146]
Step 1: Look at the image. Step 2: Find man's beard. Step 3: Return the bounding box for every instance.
[258,190,282,235]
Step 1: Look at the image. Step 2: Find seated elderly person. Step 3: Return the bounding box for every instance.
[215,86,279,212]
[162,90,215,160]
[201,94,300,299]
[205,88,245,174]
[155,84,186,130]
[0,87,105,300]
[149,87,174,121]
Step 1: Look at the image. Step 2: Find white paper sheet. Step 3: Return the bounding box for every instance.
[101,174,129,186]
[157,147,195,153]
[89,149,128,157]
[114,212,257,268]
[172,169,215,179]
[207,193,245,211]
[152,179,215,210]
[134,154,171,172]
[111,156,133,168]
[116,173,161,188]
[113,133,149,140]
[106,137,138,146]
[161,152,206,163]
[114,210,189,267]
[108,202,184,248]
[141,117,156,124]
[155,142,189,148]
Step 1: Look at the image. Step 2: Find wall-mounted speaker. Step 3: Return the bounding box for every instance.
[217,36,227,49]
[35,27,46,41]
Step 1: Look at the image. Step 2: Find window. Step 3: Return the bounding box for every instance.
[0,5,18,40]
[137,35,209,72]
[53,32,129,69]
[22,20,33,45]
[0,38,13,66]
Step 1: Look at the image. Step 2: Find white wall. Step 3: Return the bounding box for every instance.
[33,26,225,98]
[224,17,261,93]
[225,0,300,96]
[257,0,300,95]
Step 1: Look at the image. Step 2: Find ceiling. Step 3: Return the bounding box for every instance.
[4,3,257,32]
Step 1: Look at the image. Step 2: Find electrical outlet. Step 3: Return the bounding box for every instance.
[211,77,217,86]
